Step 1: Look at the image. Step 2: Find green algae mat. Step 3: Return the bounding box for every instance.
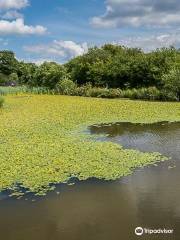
[0,95,180,196]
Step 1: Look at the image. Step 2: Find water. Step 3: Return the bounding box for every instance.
[0,122,180,240]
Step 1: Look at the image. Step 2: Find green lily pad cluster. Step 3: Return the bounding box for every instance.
[0,95,179,196]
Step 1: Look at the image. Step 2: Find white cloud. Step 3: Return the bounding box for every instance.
[91,0,180,28]
[0,0,29,10]
[24,40,88,60]
[33,59,55,65]
[2,10,23,19]
[20,58,57,65]
[117,32,180,51]
[0,18,47,35]
[0,0,47,35]
[23,33,180,62]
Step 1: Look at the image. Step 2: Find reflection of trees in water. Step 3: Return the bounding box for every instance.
[90,121,180,159]
[89,121,180,236]
[123,164,180,229]
[89,122,180,137]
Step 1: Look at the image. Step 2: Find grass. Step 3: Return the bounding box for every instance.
[0,94,179,196]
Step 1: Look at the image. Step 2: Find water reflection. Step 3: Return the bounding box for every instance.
[89,121,180,155]
[0,122,179,240]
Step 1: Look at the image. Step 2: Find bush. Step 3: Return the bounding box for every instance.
[57,79,77,95]
[159,90,178,101]
[108,88,123,98]
[33,62,69,89]
[121,87,162,100]
[73,84,122,98]
[0,96,4,107]
[162,68,180,101]
[8,73,19,85]
[73,83,93,97]
[88,87,109,98]
[0,73,9,86]
[59,83,174,101]
[145,87,161,100]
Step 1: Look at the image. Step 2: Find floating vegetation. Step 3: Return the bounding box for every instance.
[0,95,179,196]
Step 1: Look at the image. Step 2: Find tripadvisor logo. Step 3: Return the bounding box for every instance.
[135,227,143,236]
[135,227,174,236]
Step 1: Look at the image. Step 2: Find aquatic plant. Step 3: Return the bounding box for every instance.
[0,95,179,196]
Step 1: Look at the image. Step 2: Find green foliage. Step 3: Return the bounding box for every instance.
[32,62,68,89]
[121,87,161,100]
[74,85,122,98]
[159,90,178,102]
[0,51,18,75]
[56,79,77,95]
[0,46,180,101]
[1,85,178,101]
[8,72,19,84]
[0,96,4,107]
[17,62,38,85]
[0,73,9,85]
[66,46,176,89]
[162,67,180,100]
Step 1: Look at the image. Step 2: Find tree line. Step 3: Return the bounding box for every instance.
[0,44,180,101]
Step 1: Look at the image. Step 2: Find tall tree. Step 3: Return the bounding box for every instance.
[0,51,18,75]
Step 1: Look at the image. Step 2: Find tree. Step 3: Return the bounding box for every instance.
[162,67,180,100]
[33,62,69,89]
[8,73,19,85]
[17,62,37,85]
[66,45,150,88]
[0,73,9,86]
[0,51,18,75]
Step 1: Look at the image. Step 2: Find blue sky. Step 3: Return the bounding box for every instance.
[0,0,180,63]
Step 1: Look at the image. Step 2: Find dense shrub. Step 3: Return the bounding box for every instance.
[72,85,178,101]
[162,68,180,101]
[121,87,161,100]
[32,62,68,89]
[17,62,38,85]
[66,45,176,89]
[56,79,77,95]
[73,83,93,97]
[8,73,19,84]
[159,90,178,102]
[0,73,9,86]
[87,87,110,98]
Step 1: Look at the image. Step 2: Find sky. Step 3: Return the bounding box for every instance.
[0,0,180,63]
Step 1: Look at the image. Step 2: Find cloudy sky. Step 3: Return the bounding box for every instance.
[0,0,180,63]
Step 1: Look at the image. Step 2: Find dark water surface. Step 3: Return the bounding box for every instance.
[0,122,180,240]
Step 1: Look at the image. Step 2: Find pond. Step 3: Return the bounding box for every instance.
[0,122,180,240]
